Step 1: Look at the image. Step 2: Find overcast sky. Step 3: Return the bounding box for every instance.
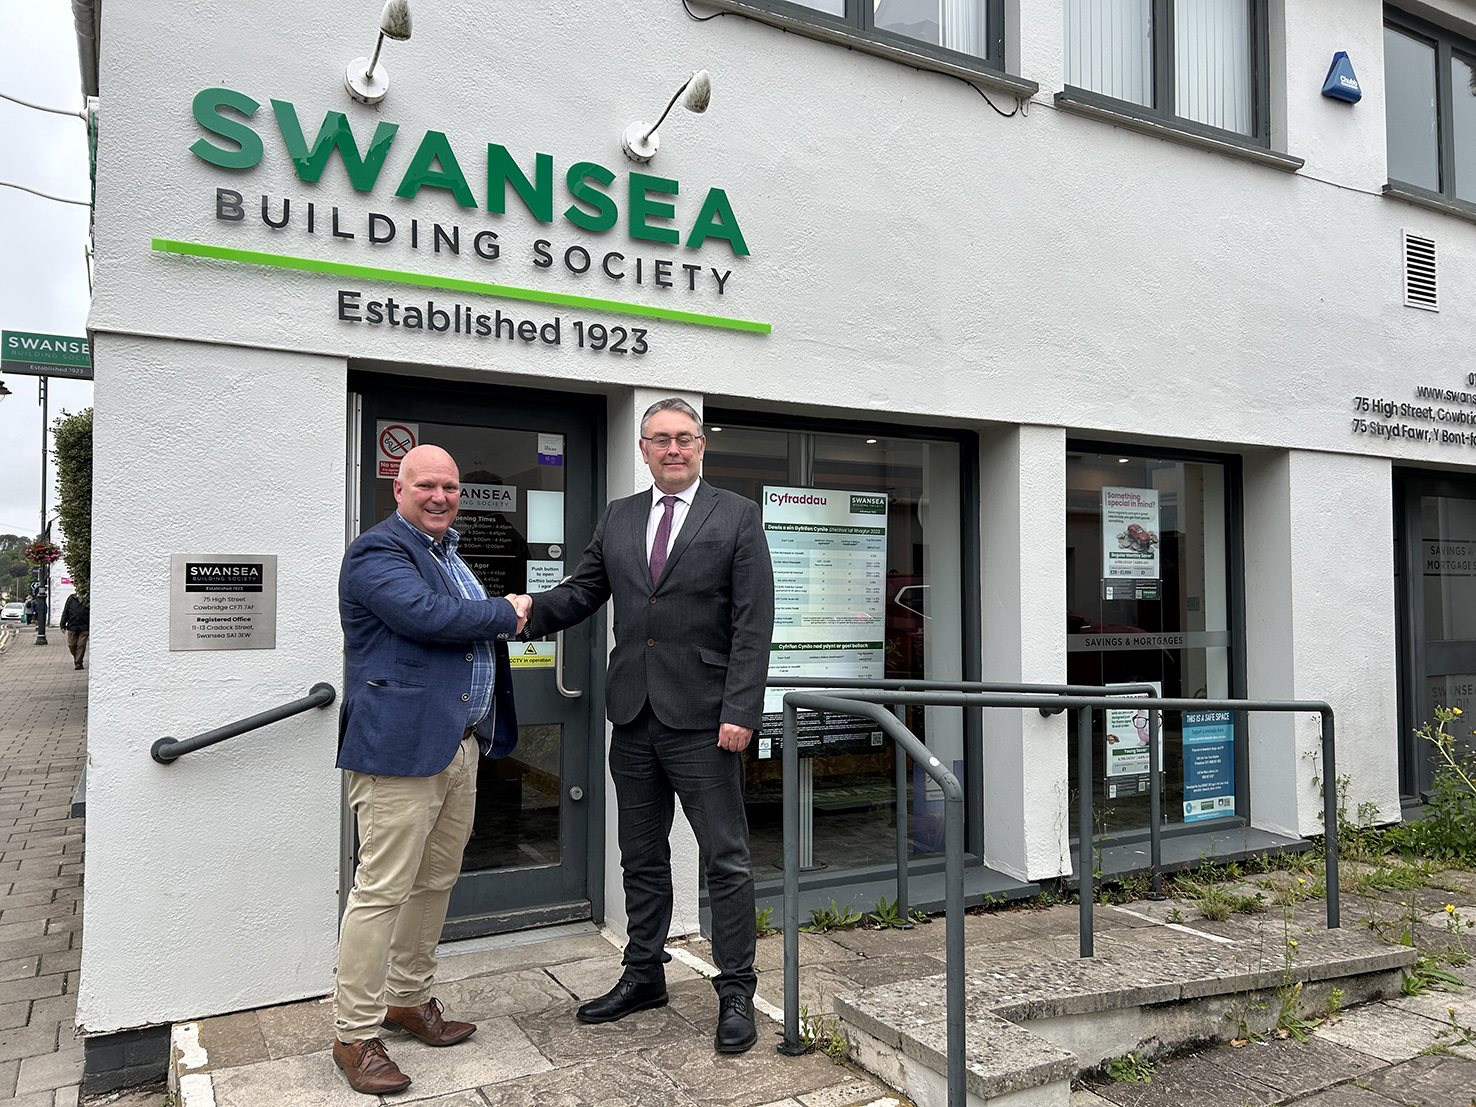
[0,1,94,541]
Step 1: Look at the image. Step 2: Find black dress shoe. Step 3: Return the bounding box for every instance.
[714,994,758,1053]
[576,978,668,1024]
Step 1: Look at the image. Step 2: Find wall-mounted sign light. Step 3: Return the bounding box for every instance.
[346,0,413,105]
[1322,51,1361,103]
[622,69,711,164]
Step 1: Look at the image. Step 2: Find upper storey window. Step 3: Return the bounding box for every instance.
[1063,0,1269,144]
[1384,10,1476,208]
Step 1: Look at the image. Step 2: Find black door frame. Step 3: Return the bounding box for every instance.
[346,367,608,935]
[1065,440,1250,839]
[1394,467,1476,801]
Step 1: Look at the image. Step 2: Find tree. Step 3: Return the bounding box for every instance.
[0,536,27,601]
[52,409,92,599]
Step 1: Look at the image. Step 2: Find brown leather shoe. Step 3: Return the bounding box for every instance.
[383,997,477,1046]
[332,1037,411,1094]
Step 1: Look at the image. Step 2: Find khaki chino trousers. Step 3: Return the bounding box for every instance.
[334,735,477,1041]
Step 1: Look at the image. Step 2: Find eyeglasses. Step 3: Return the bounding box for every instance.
[642,433,703,451]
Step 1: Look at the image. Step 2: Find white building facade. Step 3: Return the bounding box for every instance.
[73,0,1476,1082]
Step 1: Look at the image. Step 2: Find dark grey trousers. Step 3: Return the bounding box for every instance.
[609,704,757,999]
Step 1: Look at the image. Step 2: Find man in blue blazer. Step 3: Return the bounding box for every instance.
[332,444,530,1095]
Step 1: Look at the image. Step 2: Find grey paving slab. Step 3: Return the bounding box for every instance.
[1315,1002,1453,1062]
[0,1025,62,1064]
[13,1046,83,1095]
[755,964,862,1024]
[254,995,335,1060]
[541,953,706,1002]
[1086,1051,1280,1107]
[210,1048,381,1107]
[642,1034,856,1107]
[479,1054,699,1107]
[432,933,621,982]
[1290,1086,1407,1107]
[195,1010,270,1069]
[382,1018,552,1103]
[1196,1035,1386,1097]
[1362,1052,1476,1106]
[430,968,573,1022]
[794,1073,897,1106]
[680,931,863,971]
[514,998,701,1064]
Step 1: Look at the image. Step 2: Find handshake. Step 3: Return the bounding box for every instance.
[504,593,533,635]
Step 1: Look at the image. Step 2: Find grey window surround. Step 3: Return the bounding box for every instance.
[1384,9,1476,207]
[1383,182,1476,227]
[1063,0,1273,148]
[1055,87,1303,172]
[696,0,1039,99]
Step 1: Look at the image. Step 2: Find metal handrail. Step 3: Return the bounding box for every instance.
[768,678,1156,918]
[774,683,1338,1107]
[151,683,337,763]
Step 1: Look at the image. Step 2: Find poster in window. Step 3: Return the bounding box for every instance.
[1101,486,1161,580]
[1183,710,1235,821]
[758,487,888,757]
[1105,680,1163,779]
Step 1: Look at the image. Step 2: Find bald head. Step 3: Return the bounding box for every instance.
[394,445,461,540]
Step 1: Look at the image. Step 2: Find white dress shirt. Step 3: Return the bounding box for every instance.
[645,479,701,562]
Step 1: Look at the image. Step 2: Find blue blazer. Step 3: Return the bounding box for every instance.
[338,516,519,777]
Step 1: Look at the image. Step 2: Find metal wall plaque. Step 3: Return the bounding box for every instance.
[169,554,277,651]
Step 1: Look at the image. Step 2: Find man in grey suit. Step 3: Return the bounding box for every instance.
[523,397,774,1053]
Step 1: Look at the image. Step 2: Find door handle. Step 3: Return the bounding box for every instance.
[555,629,583,699]
[553,575,583,699]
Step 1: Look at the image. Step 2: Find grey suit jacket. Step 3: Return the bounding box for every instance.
[526,480,775,732]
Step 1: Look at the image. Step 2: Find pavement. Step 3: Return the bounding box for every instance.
[0,624,87,1106]
[2,625,1476,1106]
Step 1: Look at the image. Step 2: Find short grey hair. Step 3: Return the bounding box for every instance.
[640,397,702,436]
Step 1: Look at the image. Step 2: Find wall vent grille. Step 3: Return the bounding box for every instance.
[1404,231,1438,311]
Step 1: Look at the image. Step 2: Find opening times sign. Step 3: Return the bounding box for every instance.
[756,487,888,758]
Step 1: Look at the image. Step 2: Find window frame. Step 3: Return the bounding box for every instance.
[699,0,1034,96]
[1383,8,1476,216]
[1057,0,1274,152]
[702,407,985,857]
[1064,439,1250,841]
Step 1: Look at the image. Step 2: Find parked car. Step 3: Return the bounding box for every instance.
[1,602,23,622]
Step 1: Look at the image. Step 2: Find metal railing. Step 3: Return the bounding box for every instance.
[768,678,1155,921]
[151,683,337,763]
[773,681,1339,1107]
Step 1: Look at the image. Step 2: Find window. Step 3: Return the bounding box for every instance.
[1066,448,1243,838]
[703,420,974,877]
[1384,11,1476,209]
[734,0,1007,76]
[1063,0,1269,143]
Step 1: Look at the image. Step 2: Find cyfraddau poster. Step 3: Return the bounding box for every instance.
[1102,486,1161,579]
[757,487,888,758]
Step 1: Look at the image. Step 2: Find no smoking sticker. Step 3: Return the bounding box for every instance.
[376,422,418,478]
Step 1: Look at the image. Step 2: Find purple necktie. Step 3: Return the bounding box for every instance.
[649,495,678,586]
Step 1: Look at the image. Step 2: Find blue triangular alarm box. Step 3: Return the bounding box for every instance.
[1323,51,1362,102]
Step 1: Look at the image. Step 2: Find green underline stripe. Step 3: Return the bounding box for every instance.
[149,239,771,334]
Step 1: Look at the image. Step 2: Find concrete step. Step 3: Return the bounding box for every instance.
[831,911,1417,1106]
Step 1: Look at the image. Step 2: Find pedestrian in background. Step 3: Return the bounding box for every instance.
[59,592,89,670]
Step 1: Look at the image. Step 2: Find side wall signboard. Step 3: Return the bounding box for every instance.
[169,554,278,650]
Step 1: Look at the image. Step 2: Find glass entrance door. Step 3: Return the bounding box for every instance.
[351,372,603,935]
[1398,475,1476,798]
